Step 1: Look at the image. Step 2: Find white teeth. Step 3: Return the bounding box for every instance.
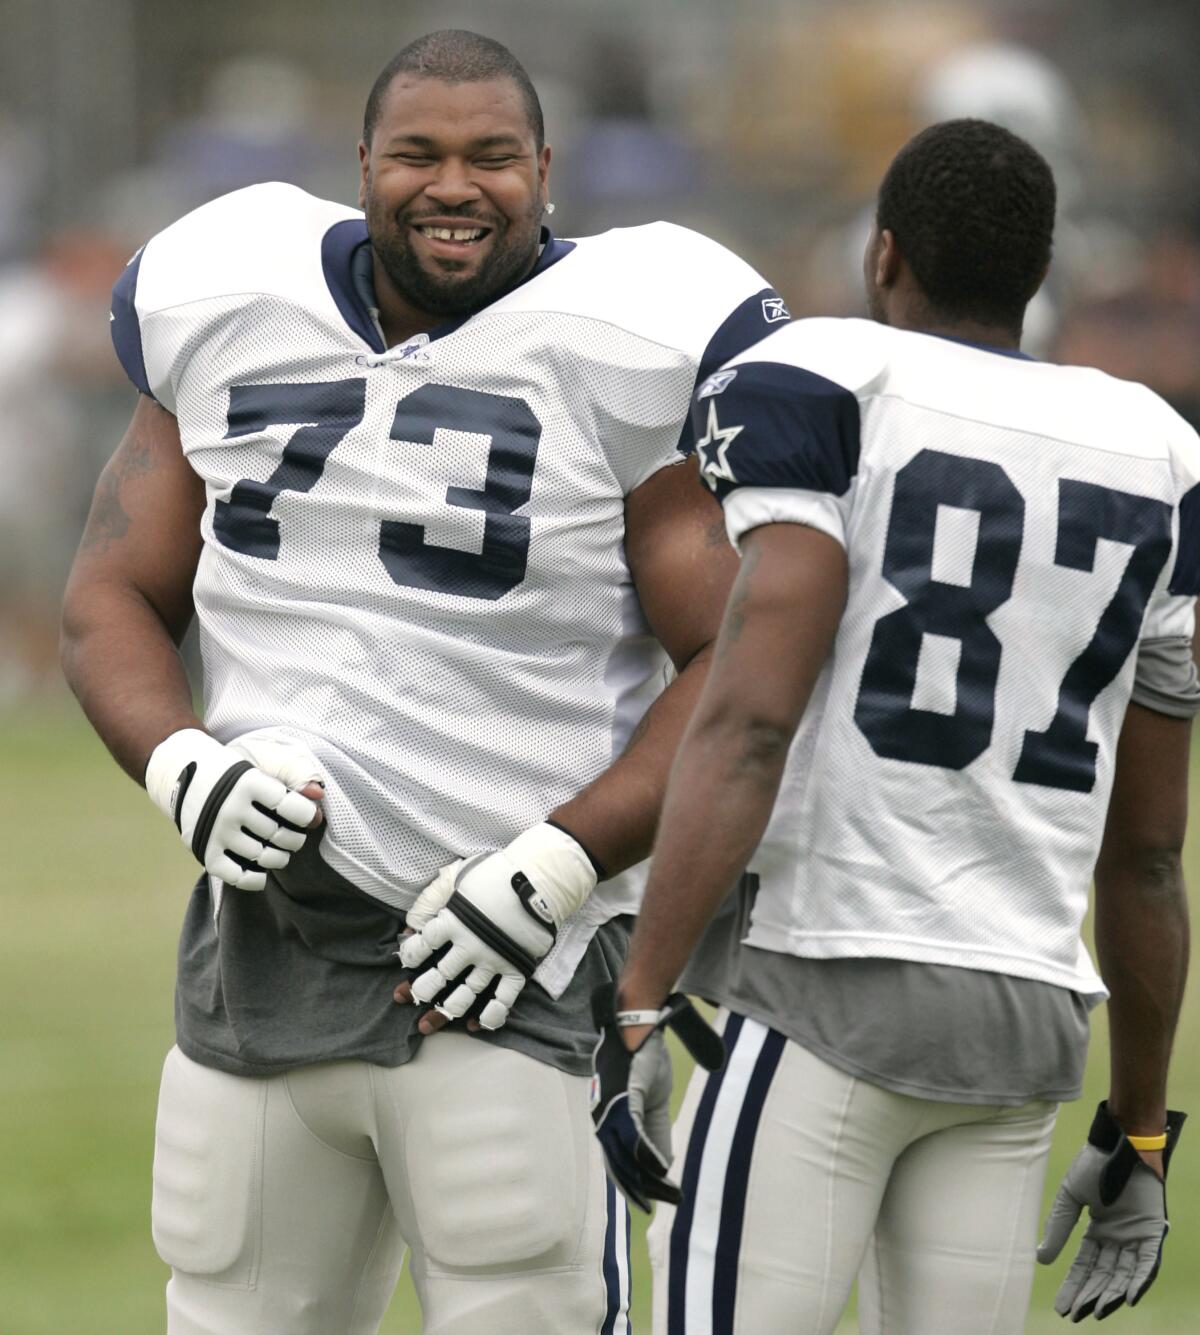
[418,226,485,242]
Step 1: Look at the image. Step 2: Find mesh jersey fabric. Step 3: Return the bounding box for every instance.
[698,318,1200,996]
[111,183,786,997]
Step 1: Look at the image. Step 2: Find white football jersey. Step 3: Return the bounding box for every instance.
[110,183,786,993]
[696,317,1200,994]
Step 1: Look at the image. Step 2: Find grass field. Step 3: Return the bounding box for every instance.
[2,695,1198,1333]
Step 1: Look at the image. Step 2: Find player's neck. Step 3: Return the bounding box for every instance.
[371,265,442,347]
[890,309,1023,353]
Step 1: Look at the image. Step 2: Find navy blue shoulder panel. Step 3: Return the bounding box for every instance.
[110,247,155,399]
[690,360,860,504]
[1168,481,1200,595]
[321,218,382,352]
[677,287,791,454]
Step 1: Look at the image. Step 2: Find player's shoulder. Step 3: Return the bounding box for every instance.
[715,316,893,397]
[1106,375,1200,461]
[1047,360,1200,480]
[121,182,363,318]
[573,220,766,285]
[510,220,785,356]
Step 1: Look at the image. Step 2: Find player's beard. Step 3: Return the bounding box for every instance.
[366,197,544,319]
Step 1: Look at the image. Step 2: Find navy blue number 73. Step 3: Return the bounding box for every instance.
[213,378,542,601]
[854,448,1172,793]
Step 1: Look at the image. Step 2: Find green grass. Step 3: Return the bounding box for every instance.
[2,696,1198,1333]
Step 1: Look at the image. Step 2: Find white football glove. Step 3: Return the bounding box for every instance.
[145,728,322,891]
[398,823,597,1030]
[403,858,467,933]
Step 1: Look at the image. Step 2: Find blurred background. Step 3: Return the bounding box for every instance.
[1,0,1198,1330]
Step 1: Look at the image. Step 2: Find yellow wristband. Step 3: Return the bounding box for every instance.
[1127,1132,1168,1151]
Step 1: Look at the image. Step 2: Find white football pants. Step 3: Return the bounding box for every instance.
[152,1039,632,1335]
[648,1011,1057,1335]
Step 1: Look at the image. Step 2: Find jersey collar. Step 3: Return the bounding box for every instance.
[928,330,1037,361]
[322,220,575,354]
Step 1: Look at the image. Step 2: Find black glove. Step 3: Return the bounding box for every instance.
[1037,1100,1185,1321]
[589,982,725,1212]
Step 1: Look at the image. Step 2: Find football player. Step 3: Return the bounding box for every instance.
[592,119,1198,1333]
[60,30,790,1335]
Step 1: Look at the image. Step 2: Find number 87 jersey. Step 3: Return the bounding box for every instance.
[696,317,1200,995]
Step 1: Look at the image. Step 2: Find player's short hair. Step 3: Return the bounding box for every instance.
[363,30,545,150]
[876,118,1056,331]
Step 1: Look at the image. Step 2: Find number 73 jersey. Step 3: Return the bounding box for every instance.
[109,183,784,958]
[698,317,1200,994]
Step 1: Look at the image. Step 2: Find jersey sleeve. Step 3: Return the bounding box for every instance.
[674,285,792,457]
[1131,409,1200,715]
[109,247,156,400]
[1131,617,1200,718]
[106,183,363,416]
[580,223,790,496]
[689,358,862,551]
[1167,480,1200,596]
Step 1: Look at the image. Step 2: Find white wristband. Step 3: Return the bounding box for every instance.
[617,1009,665,1028]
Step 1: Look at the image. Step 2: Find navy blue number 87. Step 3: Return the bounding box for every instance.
[213,379,542,601]
[855,449,1172,792]
[854,450,1024,770]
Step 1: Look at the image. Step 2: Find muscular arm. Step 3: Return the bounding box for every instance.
[616,521,848,1015]
[1094,702,1192,1167]
[547,459,741,876]
[61,395,206,782]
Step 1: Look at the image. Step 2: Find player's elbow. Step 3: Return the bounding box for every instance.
[60,601,96,704]
[59,569,132,685]
[59,576,90,679]
[714,713,795,782]
[1095,842,1188,908]
[693,685,798,773]
[742,714,794,763]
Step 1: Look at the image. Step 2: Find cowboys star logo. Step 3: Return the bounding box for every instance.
[695,399,744,492]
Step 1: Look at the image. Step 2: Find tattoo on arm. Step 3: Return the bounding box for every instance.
[80,408,161,556]
[705,518,728,549]
[715,543,761,662]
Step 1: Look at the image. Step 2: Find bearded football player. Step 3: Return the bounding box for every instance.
[62,29,789,1334]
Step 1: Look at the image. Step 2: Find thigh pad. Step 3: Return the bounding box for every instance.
[152,1047,267,1286]
[404,1058,585,1272]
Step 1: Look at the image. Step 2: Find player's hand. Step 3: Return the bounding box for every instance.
[1037,1101,1185,1321]
[225,728,326,800]
[396,823,597,1031]
[145,728,323,891]
[403,858,467,933]
[589,982,725,1213]
[393,859,466,1034]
